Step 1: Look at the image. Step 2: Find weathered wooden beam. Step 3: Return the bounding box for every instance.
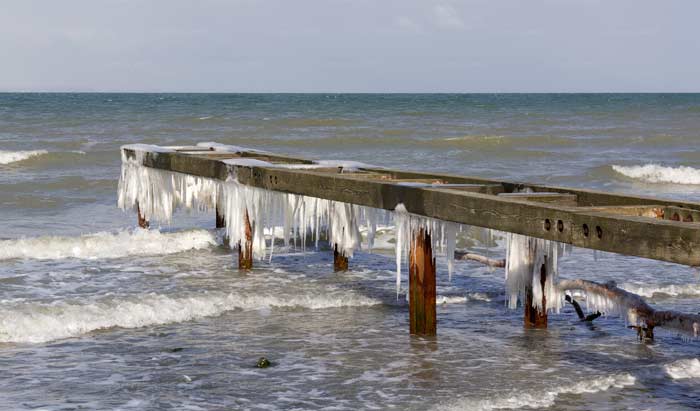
[238,210,253,270]
[123,147,700,266]
[498,192,578,207]
[333,245,349,272]
[524,260,548,329]
[664,206,700,223]
[409,228,437,336]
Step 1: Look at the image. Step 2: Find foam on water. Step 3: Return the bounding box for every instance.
[434,373,636,410]
[664,358,700,379]
[0,290,382,343]
[0,149,49,164]
[612,164,700,185]
[0,228,217,260]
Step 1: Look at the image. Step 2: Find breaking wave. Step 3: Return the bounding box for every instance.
[437,293,492,304]
[0,149,49,165]
[664,358,700,380]
[434,373,635,410]
[0,291,382,343]
[0,229,217,260]
[612,164,700,185]
[619,282,700,298]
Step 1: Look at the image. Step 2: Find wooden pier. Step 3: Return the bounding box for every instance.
[121,144,700,337]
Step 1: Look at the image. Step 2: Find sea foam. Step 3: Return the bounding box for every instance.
[0,150,49,165]
[0,229,217,260]
[664,358,700,380]
[434,373,635,410]
[612,164,700,184]
[0,291,382,343]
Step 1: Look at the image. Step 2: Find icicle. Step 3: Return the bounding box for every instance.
[394,204,409,298]
[365,207,378,251]
[445,222,457,281]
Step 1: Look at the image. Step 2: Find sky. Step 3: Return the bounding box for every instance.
[1,0,699,93]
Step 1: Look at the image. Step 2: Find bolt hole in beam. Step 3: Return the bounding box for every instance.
[544,219,551,231]
[596,225,603,239]
[557,220,564,232]
[583,223,590,237]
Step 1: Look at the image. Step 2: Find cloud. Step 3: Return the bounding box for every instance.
[394,16,422,32]
[433,4,465,30]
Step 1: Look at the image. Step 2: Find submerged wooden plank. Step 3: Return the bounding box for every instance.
[123,147,700,266]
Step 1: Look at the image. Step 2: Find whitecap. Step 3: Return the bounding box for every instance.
[434,373,635,410]
[619,282,700,298]
[664,358,700,380]
[0,149,49,165]
[0,229,217,260]
[0,290,382,343]
[612,164,700,185]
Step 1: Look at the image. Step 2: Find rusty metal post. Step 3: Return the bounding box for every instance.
[409,228,437,336]
[524,260,548,328]
[136,201,149,229]
[238,210,253,269]
[333,244,349,272]
[216,205,225,229]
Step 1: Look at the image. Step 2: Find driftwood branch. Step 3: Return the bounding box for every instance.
[558,279,700,339]
[454,251,505,267]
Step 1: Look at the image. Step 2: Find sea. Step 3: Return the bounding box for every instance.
[1,93,700,410]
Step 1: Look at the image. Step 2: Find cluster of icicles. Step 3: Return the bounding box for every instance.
[118,144,699,338]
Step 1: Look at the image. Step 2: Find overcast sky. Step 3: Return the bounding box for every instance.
[1,0,699,92]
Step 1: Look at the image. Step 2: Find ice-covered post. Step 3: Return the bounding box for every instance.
[409,227,437,336]
[524,258,548,328]
[334,244,349,272]
[136,201,149,229]
[238,209,253,269]
[216,205,225,229]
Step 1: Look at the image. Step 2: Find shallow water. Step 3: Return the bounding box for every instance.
[1,93,700,410]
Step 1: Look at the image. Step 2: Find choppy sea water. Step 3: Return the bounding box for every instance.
[1,93,700,410]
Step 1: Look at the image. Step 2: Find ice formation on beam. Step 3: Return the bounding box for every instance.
[118,145,220,223]
[393,204,460,297]
[118,145,383,261]
[505,233,562,313]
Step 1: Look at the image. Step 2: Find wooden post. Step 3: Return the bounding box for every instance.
[524,259,548,328]
[238,209,253,269]
[409,228,437,336]
[136,201,149,229]
[333,244,349,272]
[216,205,225,229]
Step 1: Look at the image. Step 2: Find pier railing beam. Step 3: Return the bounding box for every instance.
[524,260,548,328]
[238,210,253,270]
[333,244,349,272]
[136,201,149,229]
[409,228,437,336]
